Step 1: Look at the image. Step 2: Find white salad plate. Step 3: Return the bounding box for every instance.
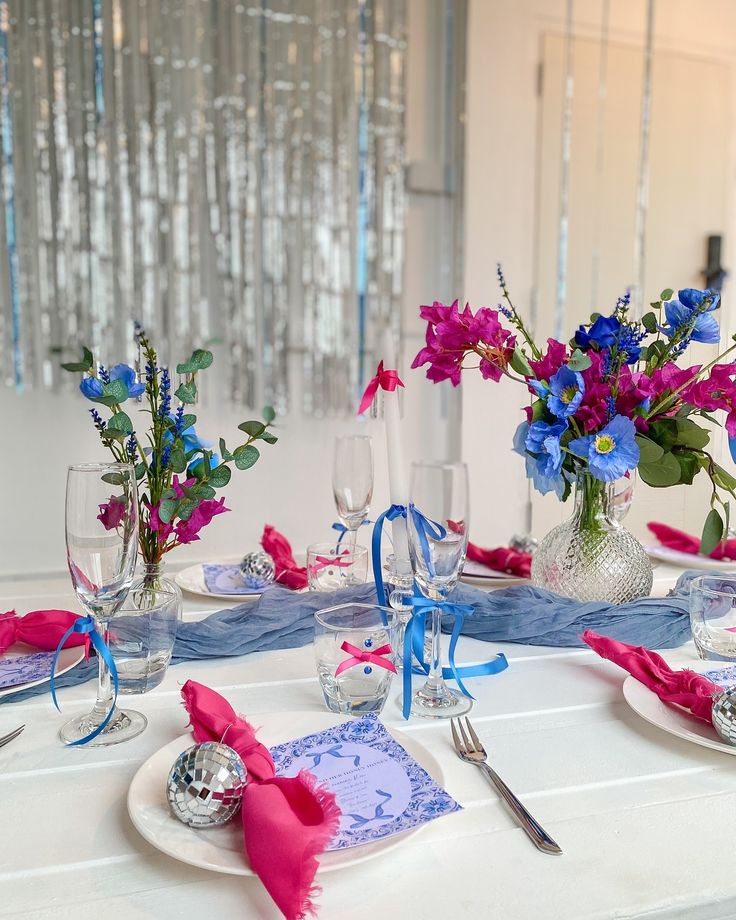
[622,660,736,757]
[0,643,86,700]
[127,710,444,876]
[645,545,736,572]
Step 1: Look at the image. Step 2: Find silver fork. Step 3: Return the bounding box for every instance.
[451,717,562,855]
[0,724,25,749]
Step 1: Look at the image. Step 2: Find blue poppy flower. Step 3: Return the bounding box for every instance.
[574,315,620,350]
[547,366,585,418]
[528,379,549,399]
[108,364,146,399]
[79,377,104,400]
[662,291,720,345]
[568,414,639,481]
[525,419,567,480]
[513,422,565,498]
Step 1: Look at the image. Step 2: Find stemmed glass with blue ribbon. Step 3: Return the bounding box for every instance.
[406,460,472,719]
[59,463,143,746]
[332,435,374,558]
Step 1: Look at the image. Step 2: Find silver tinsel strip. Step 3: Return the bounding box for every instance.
[0,0,406,412]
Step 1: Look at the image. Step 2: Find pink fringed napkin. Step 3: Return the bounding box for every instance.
[261,524,309,590]
[582,629,718,723]
[647,521,736,561]
[466,542,531,578]
[0,609,91,657]
[181,680,340,920]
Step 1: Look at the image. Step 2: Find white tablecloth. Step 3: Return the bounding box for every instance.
[2,566,735,920]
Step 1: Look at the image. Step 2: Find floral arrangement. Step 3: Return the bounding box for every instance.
[412,268,736,553]
[63,325,277,564]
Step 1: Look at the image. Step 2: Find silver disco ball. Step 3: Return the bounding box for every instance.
[239,550,276,589]
[167,741,247,827]
[712,686,736,746]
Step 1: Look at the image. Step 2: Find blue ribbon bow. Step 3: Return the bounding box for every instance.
[402,591,508,719]
[50,615,119,746]
[371,504,447,606]
[332,519,374,549]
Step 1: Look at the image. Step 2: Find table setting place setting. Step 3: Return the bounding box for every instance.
[8,280,736,920]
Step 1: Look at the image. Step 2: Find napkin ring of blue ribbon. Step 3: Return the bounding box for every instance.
[50,616,119,746]
[401,592,508,718]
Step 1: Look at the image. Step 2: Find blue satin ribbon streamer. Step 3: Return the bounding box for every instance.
[402,591,509,719]
[50,616,119,746]
[408,503,446,578]
[332,519,373,549]
[371,504,409,605]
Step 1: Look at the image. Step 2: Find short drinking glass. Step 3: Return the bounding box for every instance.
[108,586,180,693]
[307,542,369,590]
[314,604,398,714]
[690,575,736,661]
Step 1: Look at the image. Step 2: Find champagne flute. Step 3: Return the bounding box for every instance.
[61,463,144,746]
[407,460,471,718]
[332,435,373,553]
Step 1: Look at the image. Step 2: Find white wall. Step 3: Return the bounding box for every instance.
[462,0,736,546]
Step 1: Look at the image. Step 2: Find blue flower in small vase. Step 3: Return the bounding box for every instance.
[547,366,585,418]
[569,414,640,481]
[513,421,566,498]
[108,364,146,399]
[525,419,567,479]
[80,376,104,400]
[574,315,620,350]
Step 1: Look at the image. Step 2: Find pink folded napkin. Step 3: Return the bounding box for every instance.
[261,525,309,590]
[0,609,91,657]
[582,629,717,723]
[466,542,532,578]
[647,521,736,561]
[181,680,340,920]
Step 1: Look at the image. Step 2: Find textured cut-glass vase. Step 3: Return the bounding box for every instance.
[531,472,653,603]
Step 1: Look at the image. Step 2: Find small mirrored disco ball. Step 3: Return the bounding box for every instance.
[239,550,276,589]
[712,686,736,746]
[167,742,247,827]
[510,533,538,554]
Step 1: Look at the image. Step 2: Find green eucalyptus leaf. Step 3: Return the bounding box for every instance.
[218,438,233,462]
[175,381,197,404]
[134,462,146,481]
[530,399,546,422]
[700,508,724,555]
[158,499,178,524]
[712,462,736,493]
[660,288,674,302]
[176,499,198,522]
[510,347,533,377]
[649,418,679,452]
[191,349,214,371]
[61,361,89,372]
[641,312,658,333]
[108,411,133,434]
[262,405,276,424]
[634,435,664,464]
[103,378,129,404]
[189,482,216,500]
[674,418,710,450]
[208,465,232,488]
[566,349,592,372]
[101,472,124,485]
[169,448,187,474]
[181,414,196,429]
[675,451,700,485]
[175,360,195,375]
[637,451,682,487]
[260,431,278,445]
[238,420,266,438]
[101,428,126,443]
[233,444,260,470]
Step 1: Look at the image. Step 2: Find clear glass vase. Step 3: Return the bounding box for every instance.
[108,562,182,693]
[531,471,653,603]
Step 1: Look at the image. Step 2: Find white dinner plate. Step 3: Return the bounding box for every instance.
[0,643,86,700]
[622,660,736,756]
[175,560,263,602]
[127,710,444,876]
[460,559,527,587]
[645,545,736,572]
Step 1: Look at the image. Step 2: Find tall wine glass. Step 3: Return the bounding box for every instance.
[407,460,471,719]
[332,435,373,552]
[61,463,144,746]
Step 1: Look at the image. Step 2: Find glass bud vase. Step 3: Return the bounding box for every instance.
[531,471,653,603]
[109,561,183,694]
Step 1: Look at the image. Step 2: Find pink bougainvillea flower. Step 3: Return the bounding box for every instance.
[683,363,736,435]
[174,498,229,544]
[529,339,568,382]
[412,300,515,386]
[97,495,126,531]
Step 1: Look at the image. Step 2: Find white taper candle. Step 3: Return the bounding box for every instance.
[381,327,410,562]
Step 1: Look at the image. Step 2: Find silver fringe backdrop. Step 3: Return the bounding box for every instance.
[0,0,406,413]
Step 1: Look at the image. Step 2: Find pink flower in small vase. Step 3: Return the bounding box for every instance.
[529,339,568,381]
[97,495,126,531]
[174,498,229,544]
